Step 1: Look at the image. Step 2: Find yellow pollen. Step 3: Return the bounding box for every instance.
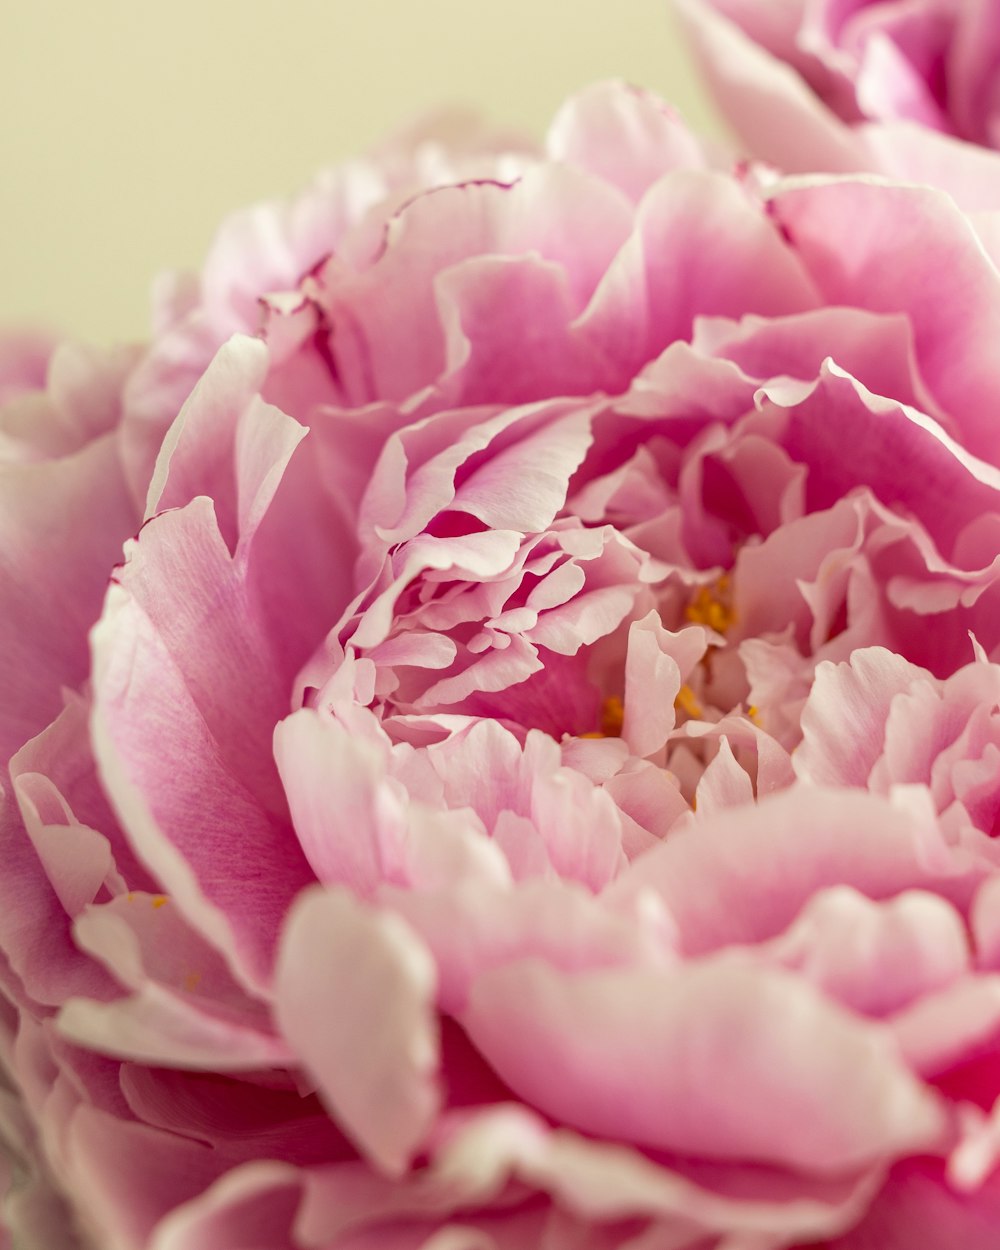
[580,694,625,739]
[685,575,735,634]
[600,695,625,738]
[674,684,704,720]
[151,895,169,909]
[747,704,761,725]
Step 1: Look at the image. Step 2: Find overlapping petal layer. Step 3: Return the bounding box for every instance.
[5,75,1000,1249]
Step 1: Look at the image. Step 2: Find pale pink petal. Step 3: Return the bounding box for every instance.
[547,81,707,203]
[622,615,709,758]
[275,887,440,1176]
[428,1105,883,1245]
[57,990,291,1072]
[317,165,632,406]
[766,886,969,1015]
[889,974,1000,1078]
[607,785,966,956]
[0,785,113,1010]
[463,955,945,1171]
[860,119,1000,211]
[385,877,669,1015]
[274,709,405,894]
[56,895,286,1069]
[446,408,594,532]
[696,306,934,417]
[795,648,924,787]
[0,330,55,406]
[694,736,755,815]
[675,0,871,175]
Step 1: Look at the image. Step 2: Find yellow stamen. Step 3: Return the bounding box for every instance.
[674,684,703,720]
[685,574,735,634]
[747,704,760,725]
[580,694,625,739]
[600,695,625,738]
[151,895,168,909]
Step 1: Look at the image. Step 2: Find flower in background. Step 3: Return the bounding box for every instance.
[6,77,1000,1249]
[678,0,1000,205]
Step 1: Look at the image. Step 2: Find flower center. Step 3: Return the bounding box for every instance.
[684,574,734,633]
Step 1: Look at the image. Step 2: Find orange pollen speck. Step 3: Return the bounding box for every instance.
[674,684,703,720]
[151,895,169,909]
[183,971,202,992]
[747,704,761,724]
[685,575,735,634]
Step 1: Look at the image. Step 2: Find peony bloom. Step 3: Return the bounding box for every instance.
[678,0,1000,205]
[6,78,1000,1248]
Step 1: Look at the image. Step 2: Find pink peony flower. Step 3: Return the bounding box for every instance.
[678,0,1000,205]
[7,78,1000,1248]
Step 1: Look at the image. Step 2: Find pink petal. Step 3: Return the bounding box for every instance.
[463,955,945,1171]
[91,502,315,990]
[583,169,819,381]
[274,887,440,1176]
[0,431,135,763]
[795,647,924,787]
[149,1163,303,1250]
[766,886,969,1015]
[547,81,707,203]
[675,0,870,175]
[828,1158,1000,1250]
[385,877,668,1015]
[768,177,1000,464]
[607,785,967,956]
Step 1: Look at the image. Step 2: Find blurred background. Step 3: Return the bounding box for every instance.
[2,0,722,344]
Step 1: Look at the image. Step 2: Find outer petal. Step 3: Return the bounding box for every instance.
[90,501,315,991]
[462,955,945,1172]
[0,432,135,763]
[768,177,1000,464]
[547,80,707,203]
[675,0,871,175]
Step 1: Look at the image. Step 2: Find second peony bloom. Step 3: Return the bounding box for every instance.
[6,79,1000,1249]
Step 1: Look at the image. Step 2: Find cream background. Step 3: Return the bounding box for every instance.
[2,1,723,345]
